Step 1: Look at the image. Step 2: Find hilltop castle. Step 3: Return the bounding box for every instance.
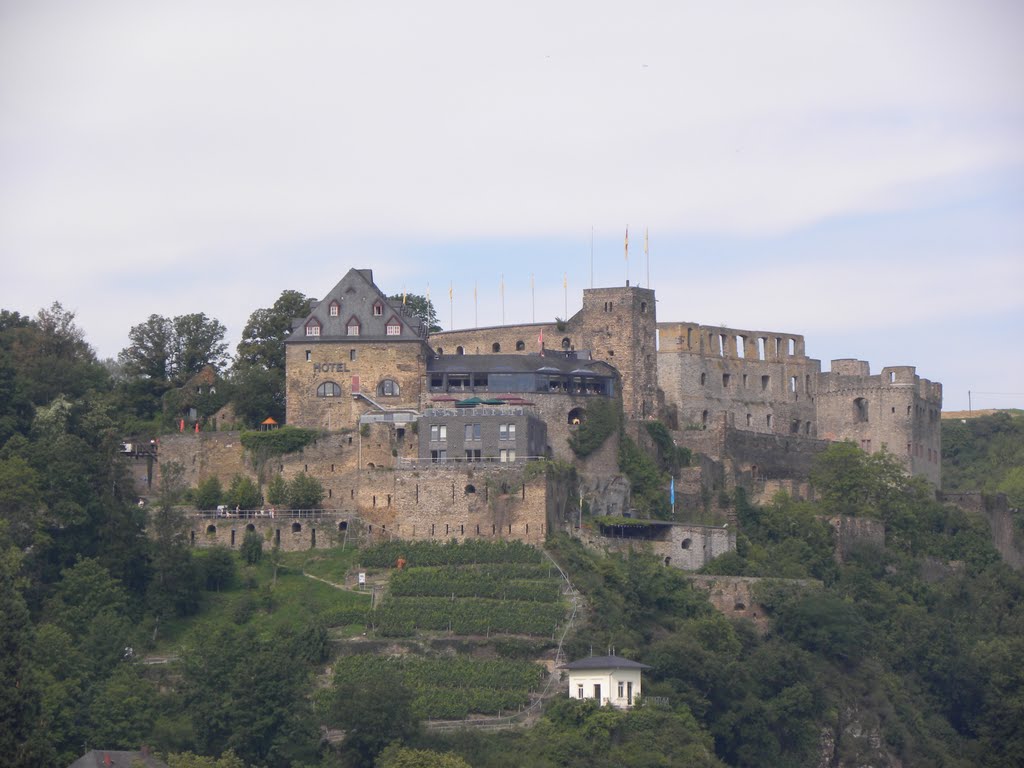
[169,266,940,567]
[284,268,941,482]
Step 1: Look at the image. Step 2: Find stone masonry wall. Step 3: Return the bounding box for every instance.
[285,339,428,430]
[817,362,942,487]
[657,321,820,436]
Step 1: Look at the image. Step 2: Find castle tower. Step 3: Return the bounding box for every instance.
[816,361,943,486]
[575,285,658,420]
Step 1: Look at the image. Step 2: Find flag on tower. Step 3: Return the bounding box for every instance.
[625,226,629,261]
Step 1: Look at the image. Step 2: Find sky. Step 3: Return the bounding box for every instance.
[1,1,1021,411]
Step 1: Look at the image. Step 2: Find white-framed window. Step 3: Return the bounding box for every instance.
[577,685,584,699]
[430,449,447,463]
[329,301,340,317]
[377,379,400,397]
[347,316,360,336]
[305,320,321,336]
[500,448,516,463]
[386,316,401,335]
[464,423,481,441]
[499,423,516,440]
[373,302,383,316]
[618,682,624,698]
[317,382,341,397]
[430,425,447,442]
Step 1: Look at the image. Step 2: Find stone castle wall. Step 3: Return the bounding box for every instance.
[817,362,942,486]
[657,322,820,436]
[573,523,734,571]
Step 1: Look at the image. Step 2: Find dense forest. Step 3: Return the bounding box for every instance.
[2,302,1023,767]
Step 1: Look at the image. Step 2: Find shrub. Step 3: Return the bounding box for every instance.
[240,530,263,565]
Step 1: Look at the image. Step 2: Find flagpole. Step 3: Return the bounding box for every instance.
[645,228,649,289]
[531,273,535,323]
[625,226,629,285]
[563,272,568,318]
[500,274,505,325]
[474,282,478,328]
[590,226,594,288]
[449,282,453,331]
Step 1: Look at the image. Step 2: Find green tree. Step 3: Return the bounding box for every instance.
[119,314,175,381]
[265,473,287,505]
[329,668,420,768]
[172,312,230,380]
[194,476,223,511]
[224,475,261,511]
[240,530,263,565]
[0,455,44,550]
[287,472,324,509]
[389,292,440,333]
[202,547,236,591]
[234,290,313,372]
[230,291,313,428]
[0,537,47,767]
[996,466,1024,509]
[148,462,200,629]
[377,744,472,768]
[120,312,229,387]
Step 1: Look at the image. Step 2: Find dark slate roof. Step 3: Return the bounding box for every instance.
[287,268,429,343]
[67,751,169,768]
[559,655,652,671]
[428,354,617,378]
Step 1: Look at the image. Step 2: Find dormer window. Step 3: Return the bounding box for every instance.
[329,301,340,317]
[386,315,402,336]
[346,316,361,337]
[373,301,384,317]
[305,318,321,337]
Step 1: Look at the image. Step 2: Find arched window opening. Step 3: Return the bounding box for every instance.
[492,342,501,352]
[561,337,571,350]
[292,522,302,533]
[456,346,464,355]
[568,407,585,425]
[436,347,444,355]
[854,397,869,423]
[206,525,217,535]
[681,538,692,550]
[641,302,648,313]
[701,410,709,427]
[338,521,348,531]
[317,381,342,398]
[377,379,400,397]
[515,340,525,351]
[465,484,476,494]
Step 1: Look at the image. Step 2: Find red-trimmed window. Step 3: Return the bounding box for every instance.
[386,315,402,336]
[346,316,361,336]
[373,301,384,317]
[305,318,321,337]
[329,300,340,317]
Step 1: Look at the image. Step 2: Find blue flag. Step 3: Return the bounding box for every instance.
[670,476,675,506]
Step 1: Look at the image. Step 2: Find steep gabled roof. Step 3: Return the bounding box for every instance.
[287,268,429,343]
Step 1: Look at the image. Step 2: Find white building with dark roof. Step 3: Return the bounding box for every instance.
[559,655,651,708]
